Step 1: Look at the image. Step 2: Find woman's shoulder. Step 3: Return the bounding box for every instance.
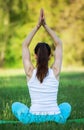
[27,68,36,82]
[49,68,59,82]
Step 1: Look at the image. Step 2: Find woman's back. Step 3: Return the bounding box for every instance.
[28,68,60,115]
[12,9,71,124]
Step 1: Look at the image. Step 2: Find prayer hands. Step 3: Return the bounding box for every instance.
[37,9,46,28]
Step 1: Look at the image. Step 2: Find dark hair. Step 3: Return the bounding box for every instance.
[34,42,51,83]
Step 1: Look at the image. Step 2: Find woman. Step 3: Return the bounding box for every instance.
[12,9,71,124]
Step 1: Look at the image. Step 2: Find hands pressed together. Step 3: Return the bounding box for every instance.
[37,9,46,29]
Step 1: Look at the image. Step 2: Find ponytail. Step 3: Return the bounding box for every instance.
[34,42,51,83]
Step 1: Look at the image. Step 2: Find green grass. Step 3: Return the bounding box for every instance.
[0,71,84,130]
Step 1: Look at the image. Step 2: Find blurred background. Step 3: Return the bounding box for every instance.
[0,0,84,71]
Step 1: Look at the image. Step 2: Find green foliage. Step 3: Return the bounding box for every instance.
[0,0,84,67]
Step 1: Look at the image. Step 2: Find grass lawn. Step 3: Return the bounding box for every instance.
[0,70,84,130]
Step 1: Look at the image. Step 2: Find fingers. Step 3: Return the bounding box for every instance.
[40,8,44,19]
[40,9,46,26]
[37,8,46,28]
[41,8,44,18]
[37,9,42,28]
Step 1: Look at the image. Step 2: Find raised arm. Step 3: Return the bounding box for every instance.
[42,10,62,80]
[22,9,43,79]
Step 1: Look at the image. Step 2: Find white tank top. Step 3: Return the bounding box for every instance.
[27,68,61,115]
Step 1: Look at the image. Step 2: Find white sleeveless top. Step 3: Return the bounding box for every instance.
[27,68,61,115]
